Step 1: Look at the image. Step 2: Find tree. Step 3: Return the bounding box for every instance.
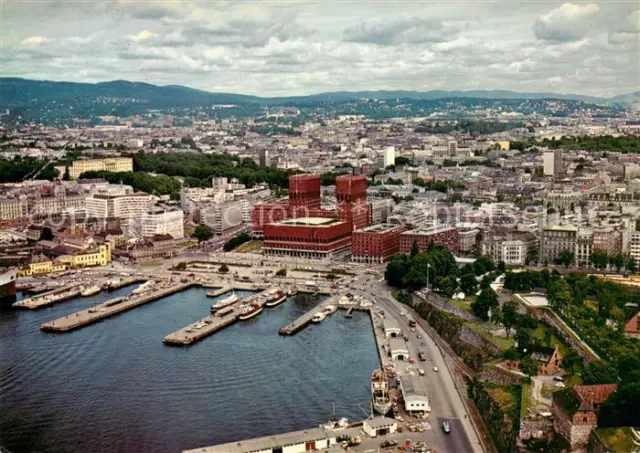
[516,327,534,351]
[496,261,506,275]
[626,256,637,274]
[218,264,229,273]
[275,268,287,277]
[62,165,71,180]
[434,276,457,298]
[501,301,518,338]
[411,240,419,258]
[590,249,609,270]
[556,249,575,267]
[520,355,539,377]
[192,224,214,245]
[609,253,625,272]
[582,360,618,385]
[562,350,583,374]
[547,278,573,310]
[473,255,495,276]
[472,288,499,320]
[460,273,478,296]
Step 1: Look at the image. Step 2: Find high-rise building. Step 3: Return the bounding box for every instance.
[543,150,563,177]
[539,224,577,264]
[336,174,369,230]
[258,149,270,167]
[383,146,396,167]
[141,208,184,239]
[201,200,244,235]
[289,174,321,214]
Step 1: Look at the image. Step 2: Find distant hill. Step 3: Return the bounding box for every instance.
[0,77,634,123]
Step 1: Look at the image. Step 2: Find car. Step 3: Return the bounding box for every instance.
[553,376,564,382]
[416,334,421,339]
[380,440,398,448]
[442,421,451,433]
[419,369,425,376]
[433,366,439,372]
[418,352,426,361]
[554,382,565,388]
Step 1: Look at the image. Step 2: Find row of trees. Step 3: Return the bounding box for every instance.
[128,152,298,189]
[0,156,60,182]
[552,248,637,272]
[222,233,251,252]
[79,170,183,199]
[385,242,458,294]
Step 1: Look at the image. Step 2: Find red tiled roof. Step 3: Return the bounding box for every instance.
[624,312,639,334]
[573,384,618,407]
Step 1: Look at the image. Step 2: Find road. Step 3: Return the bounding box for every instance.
[349,269,483,453]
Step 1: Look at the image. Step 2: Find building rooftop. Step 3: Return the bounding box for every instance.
[183,427,333,453]
[401,225,456,235]
[357,223,403,234]
[278,217,343,227]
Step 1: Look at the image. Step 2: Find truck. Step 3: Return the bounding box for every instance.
[408,319,417,328]
[305,280,317,287]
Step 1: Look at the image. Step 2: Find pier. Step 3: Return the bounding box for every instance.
[278,297,336,335]
[40,281,195,332]
[205,286,231,297]
[106,276,147,290]
[13,283,84,309]
[163,289,274,346]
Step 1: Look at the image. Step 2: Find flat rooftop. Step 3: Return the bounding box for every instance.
[401,226,456,235]
[278,217,344,227]
[183,427,333,453]
[357,223,403,234]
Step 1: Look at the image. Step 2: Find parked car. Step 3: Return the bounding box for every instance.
[442,421,451,433]
[553,376,564,382]
[433,366,439,372]
[418,352,426,361]
[380,440,398,448]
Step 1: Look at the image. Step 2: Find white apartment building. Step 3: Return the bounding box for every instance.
[141,208,184,239]
[501,240,527,265]
[201,199,244,235]
[630,231,640,264]
[383,146,396,167]
[0,199,28,221]
[86,193,154,219]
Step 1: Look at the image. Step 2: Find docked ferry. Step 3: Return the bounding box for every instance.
[265,289,286,307]
[0,268,17,307]
[238,302,263,321]
[371,368,393,415]
[210,291,239,312]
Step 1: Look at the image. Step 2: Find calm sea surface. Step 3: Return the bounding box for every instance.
[0,286,379,453]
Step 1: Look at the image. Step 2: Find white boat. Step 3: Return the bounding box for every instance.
[371,368,393,415]
[81,285,101,297]
[238,303,263,321]
[287,286,298,296]
[132,281,154,295]
[265,290,286,307]
[210,292,239,312]
[321,417,349,430]
[311,311,327,323]
[323,304,337,315]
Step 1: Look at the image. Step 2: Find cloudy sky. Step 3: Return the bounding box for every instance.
[1,1,638,97]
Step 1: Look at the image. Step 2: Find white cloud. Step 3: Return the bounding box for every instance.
[1,1,638,97]
[21,36,49,45]
[127,30,153,42]
[534,3,600,41]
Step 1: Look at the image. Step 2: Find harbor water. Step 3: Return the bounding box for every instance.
[0,287,379,453]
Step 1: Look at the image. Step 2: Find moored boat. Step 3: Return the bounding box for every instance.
[287,286,298,296]
[371,368,392,415]
[265,289,286,307]
[323,304,337,315]
[238,302,262,321]
[132,280,154,295]
[311,311,327,323]
[0,268,17,307]
[210,291,239,312]
[81,285,101,297]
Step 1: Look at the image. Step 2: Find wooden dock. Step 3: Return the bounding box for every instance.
[13,283,85,309]
[206,286,231,297]
[162,288,276,346]
[163,312,238,346]
[278,297,336,336]
[40,282,195,332]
